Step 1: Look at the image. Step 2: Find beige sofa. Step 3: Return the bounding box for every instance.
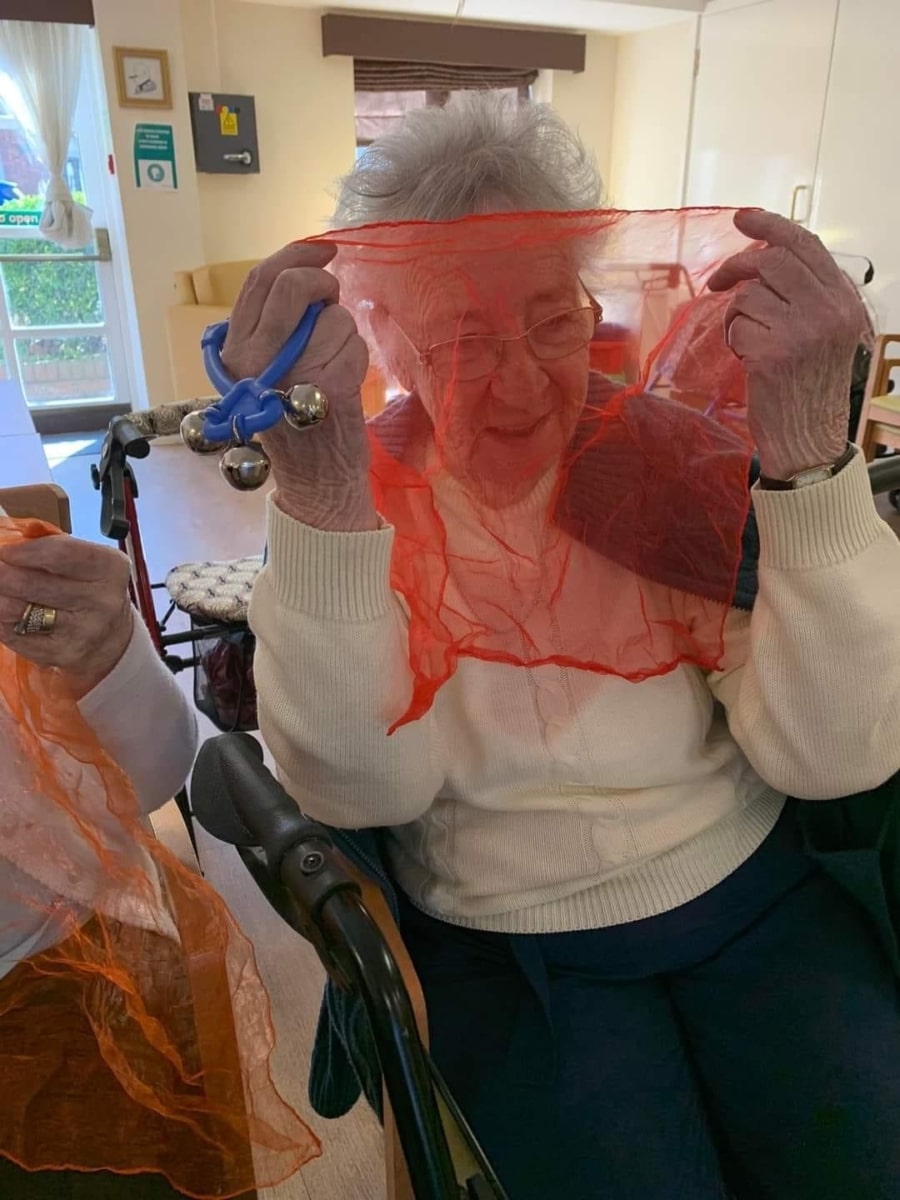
[166,258,389,414]
[165,260,258,400]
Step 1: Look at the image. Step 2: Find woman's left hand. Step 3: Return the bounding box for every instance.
[0,534,134,698]
[707,209,867,480]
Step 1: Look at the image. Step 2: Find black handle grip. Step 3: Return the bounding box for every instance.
[99,474,120,542]
[94,413,154,543]
[97,448,135,542]
[191,733,336,868]
[109,414,151,458]
[868,456,900,496]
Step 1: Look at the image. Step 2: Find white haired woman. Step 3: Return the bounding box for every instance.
[225,97,900,1199]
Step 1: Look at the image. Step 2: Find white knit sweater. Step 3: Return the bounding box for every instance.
[249,449,900,934]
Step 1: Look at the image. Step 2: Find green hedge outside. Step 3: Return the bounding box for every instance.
[0,192,104,361]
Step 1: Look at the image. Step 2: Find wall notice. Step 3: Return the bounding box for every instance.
[218,105,239,136]
[133,124,178,190]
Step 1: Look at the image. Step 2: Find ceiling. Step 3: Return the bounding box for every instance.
[241,0,707,36]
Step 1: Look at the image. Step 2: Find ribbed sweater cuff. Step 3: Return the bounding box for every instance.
[752,448,882,570]
[265,494,395,620]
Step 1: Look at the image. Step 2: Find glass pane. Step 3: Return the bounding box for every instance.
[0,343,7,381]
[354,86,529,147]
[0,84,86,221]
[355,90,427,144]
[15,335,112,406]
[0,243,103,328]
[0,233,94,257]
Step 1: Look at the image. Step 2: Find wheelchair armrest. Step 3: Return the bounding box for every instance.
[327,855,433,1200]
[334,851,429,1046]
[333,860,494,1200]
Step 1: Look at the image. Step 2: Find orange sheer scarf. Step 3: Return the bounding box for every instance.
[0,518,318,1197]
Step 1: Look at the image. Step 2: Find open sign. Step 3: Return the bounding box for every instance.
[0,211,41,227]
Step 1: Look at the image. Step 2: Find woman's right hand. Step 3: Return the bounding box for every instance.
[221,242,377,531]
[0,533,134,698]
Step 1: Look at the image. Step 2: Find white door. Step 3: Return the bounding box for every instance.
[810,0,900,333]
[684,0,838,220]
[0,39,132,431]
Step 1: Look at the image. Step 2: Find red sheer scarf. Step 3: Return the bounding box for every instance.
[319,209,754,728]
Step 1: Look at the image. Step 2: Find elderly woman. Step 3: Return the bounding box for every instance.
[225,97,900,1200]
[0,522,197,970]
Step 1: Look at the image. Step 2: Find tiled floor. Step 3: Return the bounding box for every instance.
[52,437,385,1200]
[41,433,105,469]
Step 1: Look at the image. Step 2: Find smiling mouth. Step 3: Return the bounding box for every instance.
[483,413,550,439]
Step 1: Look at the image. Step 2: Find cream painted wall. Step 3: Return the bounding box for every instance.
[86,0,627,406]
[810,0,900,332]
[180,4,621,259]
[608,17,698,209]
[93,0,205,407]
[180,0,356,262]
[549,34,618,193]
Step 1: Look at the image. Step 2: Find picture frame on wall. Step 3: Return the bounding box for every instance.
[113,47,172,109]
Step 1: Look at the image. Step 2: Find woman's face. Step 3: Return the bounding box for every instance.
[380,247,591,499]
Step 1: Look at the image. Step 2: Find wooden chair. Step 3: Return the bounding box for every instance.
[856,334,900,458]
[0,482,71,532]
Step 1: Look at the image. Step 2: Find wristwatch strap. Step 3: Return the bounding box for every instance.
[758,443,856,491]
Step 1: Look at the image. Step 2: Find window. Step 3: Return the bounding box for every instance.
[353,61,535,152]
[355,89,428,151]
[0,89,85,217]
[0,63,129,420]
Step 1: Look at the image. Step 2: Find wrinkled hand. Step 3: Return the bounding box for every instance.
[707,210,866,480]
[0,534,134,699]
[221,242,375,531]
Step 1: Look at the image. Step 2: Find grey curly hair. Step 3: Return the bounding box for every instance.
[332,91,603,226]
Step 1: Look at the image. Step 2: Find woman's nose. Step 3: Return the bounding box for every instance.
[489,337,547,402]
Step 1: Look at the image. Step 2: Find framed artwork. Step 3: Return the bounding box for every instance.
[113,47,172,110]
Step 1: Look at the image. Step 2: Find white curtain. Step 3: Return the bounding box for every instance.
[0,21,93,250]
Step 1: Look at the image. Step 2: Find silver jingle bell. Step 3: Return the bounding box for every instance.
[282,383,329,431]
[180,409,226,455]
[219,444,271,491]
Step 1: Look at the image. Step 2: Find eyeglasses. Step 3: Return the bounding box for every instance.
[390,297,603,383]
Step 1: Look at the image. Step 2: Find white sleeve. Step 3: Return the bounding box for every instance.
[248,497,444,828]
[708,450,900,799]
[77,617,198,813]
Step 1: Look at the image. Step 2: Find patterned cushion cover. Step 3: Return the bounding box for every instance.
[165,556,262,622]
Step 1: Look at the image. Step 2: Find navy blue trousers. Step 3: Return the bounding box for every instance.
[398,805,900,1200]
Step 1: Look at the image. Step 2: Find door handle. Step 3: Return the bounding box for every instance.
[223,150,253,167]
[789,184,811,224]
[95,227,112,262]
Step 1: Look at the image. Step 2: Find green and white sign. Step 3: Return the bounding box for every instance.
[134,123,178,190]
[0,210,41,228]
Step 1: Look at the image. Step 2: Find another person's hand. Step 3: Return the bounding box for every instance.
[0,534,134,699]
[221,242,375,531]
[707,209,866,480]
